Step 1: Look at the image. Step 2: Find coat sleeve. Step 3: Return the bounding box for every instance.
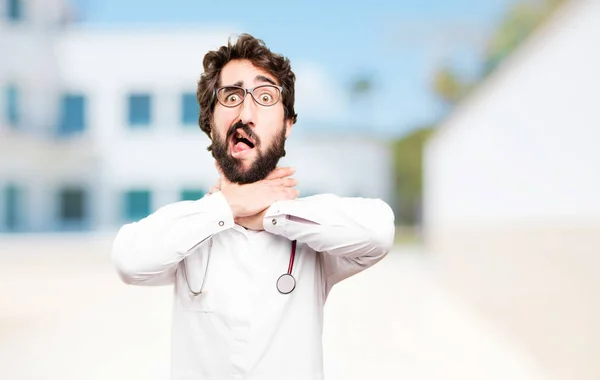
[111,191,234,286]
[262,194,395,293]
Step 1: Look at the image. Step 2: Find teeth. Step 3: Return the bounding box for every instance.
[235,133,242,139]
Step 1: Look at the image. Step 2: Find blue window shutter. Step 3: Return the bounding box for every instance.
[128,94,152,127]
[4,184,21,230]
[7,0,23,21]
[124,190,151,221]
[181,93,199,126]
[6,85,19,127]
[59,188,86,222]
[59,94,86,136]
[181,189,205,201]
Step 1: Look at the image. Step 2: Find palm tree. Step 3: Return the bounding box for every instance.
[348,72,375,134]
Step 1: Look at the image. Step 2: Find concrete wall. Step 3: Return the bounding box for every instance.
[424,1,600,379]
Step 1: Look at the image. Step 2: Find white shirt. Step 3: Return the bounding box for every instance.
[111,191,395,380]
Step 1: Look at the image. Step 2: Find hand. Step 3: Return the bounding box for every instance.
[214,165,299,218]
[234,209,268,231]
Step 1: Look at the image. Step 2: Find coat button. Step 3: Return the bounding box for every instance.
[218,221,224,226]
[272,219,277,225]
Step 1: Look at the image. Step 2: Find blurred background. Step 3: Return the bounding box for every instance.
[1,0,599,379]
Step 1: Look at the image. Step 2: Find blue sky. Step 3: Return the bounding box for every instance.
[73,0,517,138]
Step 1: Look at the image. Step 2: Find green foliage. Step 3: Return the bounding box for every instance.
[431,65,478,107]
[432,66,468,106]
[350,76,373,96]
[392,126,436,225]
[483,0,567,75]
[431,0,567,106]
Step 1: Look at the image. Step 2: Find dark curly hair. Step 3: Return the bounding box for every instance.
[196,34,298,150]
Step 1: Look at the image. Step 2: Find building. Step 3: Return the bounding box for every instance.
[0,0,393,233]
[424,1,600,379]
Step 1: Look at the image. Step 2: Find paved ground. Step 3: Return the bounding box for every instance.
[0,234,546,379]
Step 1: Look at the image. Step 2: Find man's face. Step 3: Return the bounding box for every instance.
[211,59,293,184]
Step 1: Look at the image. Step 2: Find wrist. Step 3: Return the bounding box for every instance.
[221,191,243,218]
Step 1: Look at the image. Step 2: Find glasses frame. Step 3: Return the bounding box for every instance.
[213,84,284,108]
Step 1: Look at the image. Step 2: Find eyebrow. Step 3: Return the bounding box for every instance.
[255,75,277,86]
[228,75,277,88]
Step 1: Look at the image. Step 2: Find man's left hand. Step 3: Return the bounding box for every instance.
[209,185,268,230]
[234,209,268,231]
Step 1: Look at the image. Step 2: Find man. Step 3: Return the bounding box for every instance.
[112,34,395,380]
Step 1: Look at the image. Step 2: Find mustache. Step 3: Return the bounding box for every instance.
[227,121,260,145]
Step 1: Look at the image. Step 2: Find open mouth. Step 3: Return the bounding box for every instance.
[230,129,256,157]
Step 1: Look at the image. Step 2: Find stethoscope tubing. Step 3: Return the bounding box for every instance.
[287,240,297,275]
[184,238,298,296]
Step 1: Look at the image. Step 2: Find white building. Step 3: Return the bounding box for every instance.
[0,0,393,233]
[424,1,600,379]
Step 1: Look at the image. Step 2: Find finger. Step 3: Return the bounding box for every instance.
[280,187,299,200]
[266,177,298,187]
[280,177,298,187]
[265,166,296,180]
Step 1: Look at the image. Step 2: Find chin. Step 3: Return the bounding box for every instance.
[230,147,257,162]
[237,160,255,171]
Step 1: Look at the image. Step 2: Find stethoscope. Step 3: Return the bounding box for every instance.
[182,238,298,296]
[276,240,297,294]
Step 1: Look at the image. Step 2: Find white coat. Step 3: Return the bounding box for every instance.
[112,191,395,380]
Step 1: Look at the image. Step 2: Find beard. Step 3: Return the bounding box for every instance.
[211,121,287,184]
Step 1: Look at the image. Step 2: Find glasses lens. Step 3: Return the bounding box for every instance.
[217,87,246,107]
[252,85,280,106]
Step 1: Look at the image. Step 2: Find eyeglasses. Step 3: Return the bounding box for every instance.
[214,85,283,108]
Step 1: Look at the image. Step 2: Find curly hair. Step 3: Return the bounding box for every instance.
[196,34,298,149]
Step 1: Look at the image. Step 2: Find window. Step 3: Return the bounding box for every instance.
[5,85,19,127]
[124,190,151,221]
[4,184,21,231]
[58,187,87,227]
[181,93,199,126]
[58,94,86,136]
[128,94,151,127]
[181,189,205,201]
[7,0,22,22]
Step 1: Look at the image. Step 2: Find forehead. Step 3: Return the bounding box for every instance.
[219,59,278,86]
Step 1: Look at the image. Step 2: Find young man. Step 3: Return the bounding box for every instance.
[112,34,395,380]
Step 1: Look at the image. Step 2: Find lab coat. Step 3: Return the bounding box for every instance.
[112,191,395,380]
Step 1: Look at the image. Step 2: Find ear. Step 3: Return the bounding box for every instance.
[284,118,293,139]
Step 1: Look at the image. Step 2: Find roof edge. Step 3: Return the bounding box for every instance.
[427,0,582,149]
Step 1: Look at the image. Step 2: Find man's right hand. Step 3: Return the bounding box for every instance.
[217,166,299,218]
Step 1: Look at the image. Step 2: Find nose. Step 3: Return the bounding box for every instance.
[238,92,257,127]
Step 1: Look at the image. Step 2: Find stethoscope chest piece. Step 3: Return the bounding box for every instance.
[276,240,298,294]
[276,273,296,294]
